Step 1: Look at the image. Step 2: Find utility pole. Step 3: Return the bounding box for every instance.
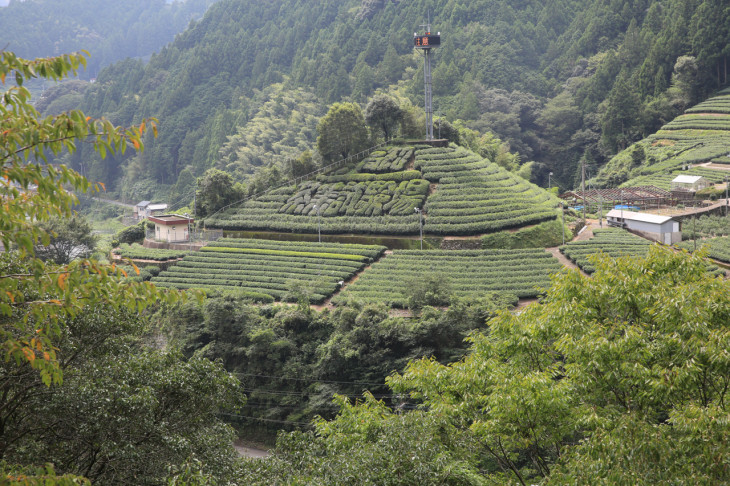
[620,189,624,225]
[560,202,565,245]
[599,195,603,228]
[581,159,586,224]
[313,204,321,243]
[548,172,553,190]
[415,207,423,250]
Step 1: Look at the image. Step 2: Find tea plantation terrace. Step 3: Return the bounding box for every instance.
[332,248,563,308]
[151,238,387,304]
[203,144,559,236]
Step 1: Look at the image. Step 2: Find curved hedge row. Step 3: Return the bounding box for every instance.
[150,238,386,303]
[206,144,557,236]
[334,248,563,307]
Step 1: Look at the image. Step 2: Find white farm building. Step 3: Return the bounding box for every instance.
[606,210,681,244]
[670,175,710,192]
[149,214,194,243]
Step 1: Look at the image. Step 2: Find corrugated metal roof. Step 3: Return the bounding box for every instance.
[148,203,168,211]
[672,175,705,184]
[606,209,675,224]
[136,200,151,207]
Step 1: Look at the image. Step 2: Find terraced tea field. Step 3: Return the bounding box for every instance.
[150,238,386,303]
[677,235,730,264]
[205,144,558,236]
[332,249,563,307]
[416,146,558,234]
[598,88,730,188]
[561,228,724,276]
[560,228,651,274]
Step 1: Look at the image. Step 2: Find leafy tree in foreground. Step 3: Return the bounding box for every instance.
[0,50,237,483]
[316,102,370,162]
[33,215,96,265]
[0,49,168,385]
[241,246,729,484]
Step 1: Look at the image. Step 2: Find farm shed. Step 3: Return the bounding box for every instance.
[559,186,675,211]
[605,210,681,244]
[671,175,709,192]
[149,214,194,243]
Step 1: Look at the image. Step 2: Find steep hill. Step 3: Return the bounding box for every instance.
[593,87,730,189]
[0,0,218,79]
[16,0,729,198]
[204,144,559,236]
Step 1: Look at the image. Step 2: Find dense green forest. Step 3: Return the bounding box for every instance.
[0,0,218,79]
[33,0,730,203]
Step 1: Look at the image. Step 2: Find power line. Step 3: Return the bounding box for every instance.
[242,388,398,399]
[219,412,312,427]
[235,372,385,386]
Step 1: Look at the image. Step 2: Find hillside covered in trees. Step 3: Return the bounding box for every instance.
[0,0,218,79]
[32,0,730,203]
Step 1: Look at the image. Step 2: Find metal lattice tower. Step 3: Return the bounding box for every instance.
[414,17,440,140]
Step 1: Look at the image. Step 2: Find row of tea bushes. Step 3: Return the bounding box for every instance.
[663,113,730,131]
[360,147,414,173]
[151,238,386,303]
[559,228,652,274]
[415,145,558,234]
[333,249,563,307]
[205,211,421,234]
[677,236,730,263]
[684,89,730,114]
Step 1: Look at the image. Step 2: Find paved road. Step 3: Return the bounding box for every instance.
[90,196,135,209]
[234,443,270,459]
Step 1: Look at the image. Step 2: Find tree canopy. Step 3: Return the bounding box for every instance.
[33,215,96,265]
[238,245,729,484]
[316,102,370,162]
[1,50,243,484]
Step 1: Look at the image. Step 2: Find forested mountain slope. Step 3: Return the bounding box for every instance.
[36,0,730,198]
[0,0,218,79]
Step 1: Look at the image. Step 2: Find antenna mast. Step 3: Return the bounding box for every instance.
[414,14,440,140]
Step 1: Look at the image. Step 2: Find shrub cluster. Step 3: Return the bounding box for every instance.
[116,243,189,261]
[360,147,414,173]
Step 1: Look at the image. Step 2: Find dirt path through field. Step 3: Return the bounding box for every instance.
[546,247,586,275]
[234,440,270,459]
